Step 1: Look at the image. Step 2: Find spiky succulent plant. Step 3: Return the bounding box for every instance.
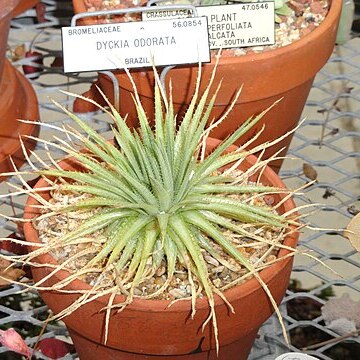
[3,63,295,349]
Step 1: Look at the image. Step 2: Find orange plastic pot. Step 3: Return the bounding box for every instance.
[0,0,39,180]
[73,0,341,173]
[24,138,299,360]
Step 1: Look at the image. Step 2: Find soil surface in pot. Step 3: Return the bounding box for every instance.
[82,0,329,54]
[35,172,293,302]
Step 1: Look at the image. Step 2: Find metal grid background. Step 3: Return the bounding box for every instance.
[1,1,359,359]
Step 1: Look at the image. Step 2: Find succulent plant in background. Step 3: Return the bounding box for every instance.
[1,61,299,354]
[274,0,293,22]
[220,0,294,23]
[157,0,293,23]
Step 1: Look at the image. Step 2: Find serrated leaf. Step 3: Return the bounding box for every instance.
[303,163,318,181]
[345,212,360,251]
[321,293,360,329]
[35,2,47,23]
[38,338,73,359]
[0,259,25,288]
[13,44,26,61]
[0,328,31,359]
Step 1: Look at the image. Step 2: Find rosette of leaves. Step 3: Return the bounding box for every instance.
[2,63,296,349]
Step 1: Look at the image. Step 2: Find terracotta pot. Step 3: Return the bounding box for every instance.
[0,60,39,180]
[24,138,299,360]
[12,0,40,17]
[0,0,39,180]
[0,0,19,79]
[73,0,341,173]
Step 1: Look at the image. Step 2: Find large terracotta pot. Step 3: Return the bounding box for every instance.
[73,0,341,173]
[0,0,39,180]
[24,138,299,360]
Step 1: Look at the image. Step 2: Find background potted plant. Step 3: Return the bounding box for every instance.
[0,0,39,180]
[71,0,342,172]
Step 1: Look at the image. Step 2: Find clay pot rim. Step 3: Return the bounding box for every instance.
[24,137,298,312]
[72,0,340,64]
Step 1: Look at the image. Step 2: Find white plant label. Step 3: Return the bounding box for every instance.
[274,353,319,360]
[142,3,275,50]
[61,17,210,73]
